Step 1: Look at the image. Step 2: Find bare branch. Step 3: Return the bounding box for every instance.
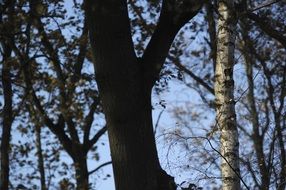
[174,60,214,95]
[141,0,204,87]
[88,161,112,175]
[29,0,80,143]
[249,0,283,12]
[85,126,107,153]
[154,109,164,136]
[246,12,286,48]
[83,97,101,145]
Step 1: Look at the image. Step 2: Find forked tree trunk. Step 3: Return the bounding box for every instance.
[84,1,175,190]
[84,0,203,189]
[215,0,240,189]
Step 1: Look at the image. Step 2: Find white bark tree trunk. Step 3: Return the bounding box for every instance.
[215,0,240,189]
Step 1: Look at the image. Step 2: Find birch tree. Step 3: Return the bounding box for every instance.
[215,0,240,189]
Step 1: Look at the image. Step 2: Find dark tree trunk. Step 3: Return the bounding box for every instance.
[102,71,174,190]
[72,152,89,190]
[1,49,13,190]
[240,20,270,189]
[0,2,14,187]
[84,0,203,189]
[35,125,47,190]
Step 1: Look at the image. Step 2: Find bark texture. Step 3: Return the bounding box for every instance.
[72,153,89,190]
[84,1,171,189]
[0,45,13,190]
[84,0,203,189]
[214,0,240,189]
[0,1,14,189]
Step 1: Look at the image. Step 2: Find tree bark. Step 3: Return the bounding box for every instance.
[0,46,13,190]
[35,125,47,190]
[84,0,203,189]
[0,2,14,189]
[73,153,89,190]
[205,1,217,72]
[84,2,174,187]
[215,0,240,189]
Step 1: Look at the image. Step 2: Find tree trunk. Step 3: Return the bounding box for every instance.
[259,51,286,190]
[215,0,240,189]
[84,1,176,189]
[73,153,89,190]
[240,22,270,189]
[0,2,15,189]
[104,76,175,190]
[84,0,203,189]
[35,125,47,190]
[1,49,13,190]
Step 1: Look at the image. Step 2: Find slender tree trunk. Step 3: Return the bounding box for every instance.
[1,50,13,190]
[73,153,89,190]
[260,55,286,190]
[35,125,47,190]
[240,22,270,189]
[205,1,217,72]
[0,2,15,189]
[245,60,269,190]
[215,0,240,189]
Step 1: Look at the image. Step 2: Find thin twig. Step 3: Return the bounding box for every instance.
[250,0,283,12]
[159,133,250,190]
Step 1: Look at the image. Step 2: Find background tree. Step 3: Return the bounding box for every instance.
[158,0,285,189]
[1,1,20,189]
[1,0,109,189]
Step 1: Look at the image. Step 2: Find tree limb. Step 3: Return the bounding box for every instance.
[85,126,107,153]
[174,60,214,94]
[141,0,205,86]
[88,161,112,175]
[29,0,80,143]
[83,97,101,145]
[247,12,286,48]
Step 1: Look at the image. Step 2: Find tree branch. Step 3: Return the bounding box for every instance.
[10,42,74,156]
[88,161,112,175]
[141,0,204,86]
[205,2,217,72]
[249,0,283,12]
[83,97,101,145]
[85,126,107,153]
[246,12,286,48]
[173,59,214,94]
[71,16,88,83]
[29,0,80,143]
[154,109,164,136]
